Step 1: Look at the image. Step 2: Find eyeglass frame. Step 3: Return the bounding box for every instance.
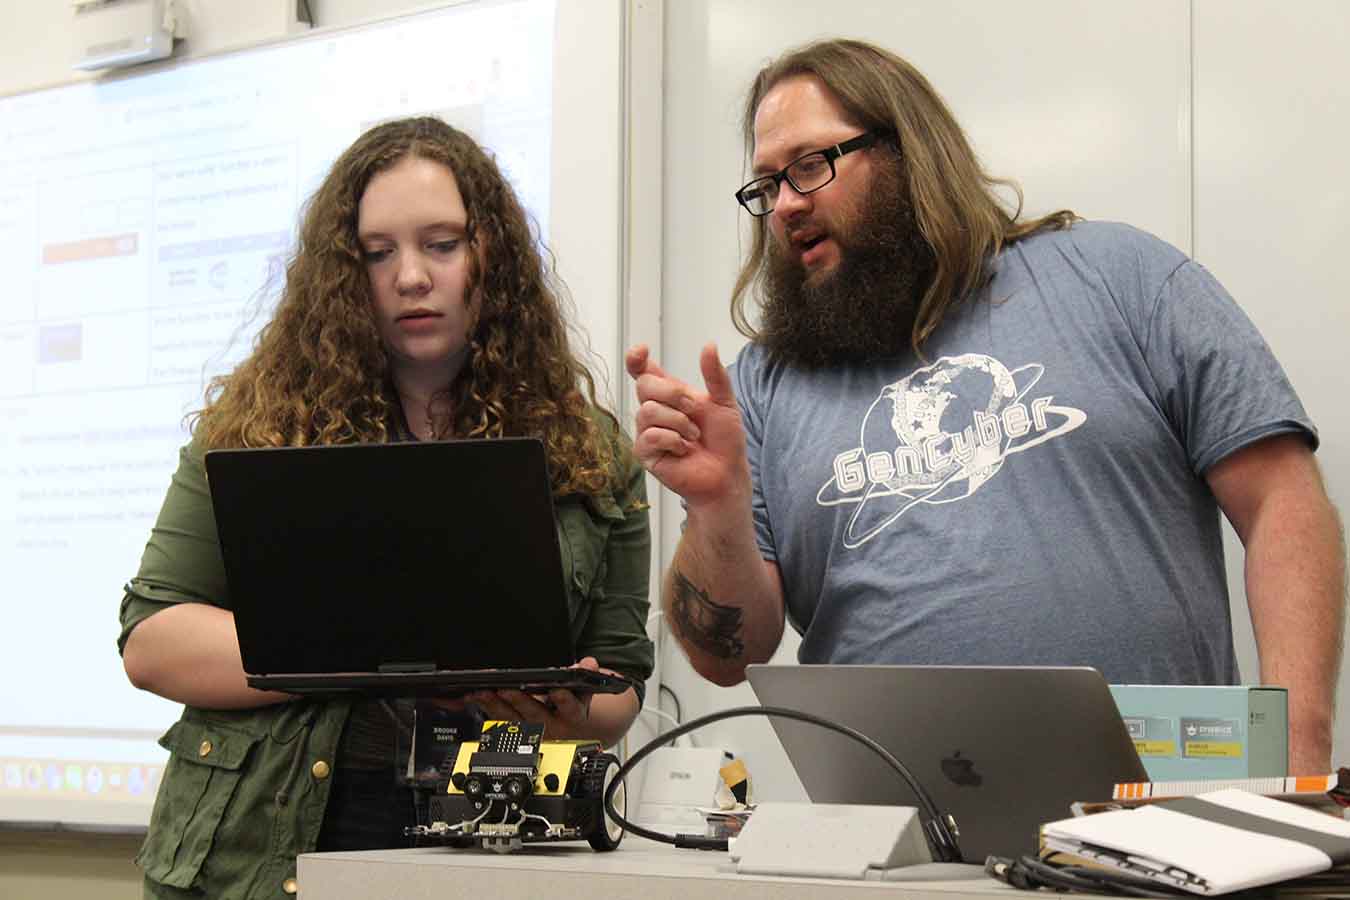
[734,129,890,217]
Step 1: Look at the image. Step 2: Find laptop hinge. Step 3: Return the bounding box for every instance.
[378,662,437,674]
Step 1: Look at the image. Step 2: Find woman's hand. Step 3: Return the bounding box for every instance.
[464,656,606,740]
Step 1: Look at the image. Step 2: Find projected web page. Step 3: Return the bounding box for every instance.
[0,0,556,827]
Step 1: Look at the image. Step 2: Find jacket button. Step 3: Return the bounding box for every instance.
[282,877,298,894]
[198,740,212,758]
[311,760,331,780]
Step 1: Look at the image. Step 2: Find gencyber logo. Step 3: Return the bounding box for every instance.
[817,354,1085,547]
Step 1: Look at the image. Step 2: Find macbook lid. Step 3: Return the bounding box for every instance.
[746,664,1147,863]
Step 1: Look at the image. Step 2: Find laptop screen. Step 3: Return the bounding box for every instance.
[205,438,577,677]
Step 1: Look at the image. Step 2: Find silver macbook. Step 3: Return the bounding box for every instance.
[746,664,1147,863]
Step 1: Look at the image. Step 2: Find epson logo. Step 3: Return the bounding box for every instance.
[667,771,692,780]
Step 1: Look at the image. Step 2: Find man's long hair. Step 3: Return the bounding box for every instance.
[731,39,1077,353]
[193,116,619,496]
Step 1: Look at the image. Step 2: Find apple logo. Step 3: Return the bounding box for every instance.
[940,750,983,787]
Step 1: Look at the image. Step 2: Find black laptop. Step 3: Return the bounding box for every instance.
[204,438,633,698]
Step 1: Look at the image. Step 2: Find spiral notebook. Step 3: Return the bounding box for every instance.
[205,438,633,698]
[1042,788,1350,894]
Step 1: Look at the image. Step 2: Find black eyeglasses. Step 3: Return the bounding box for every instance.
[734,130,888,217]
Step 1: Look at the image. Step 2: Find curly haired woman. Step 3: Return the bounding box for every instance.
[117,117,653,899]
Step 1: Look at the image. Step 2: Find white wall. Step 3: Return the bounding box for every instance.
[0,0,323,96]
[658,0,1350,799]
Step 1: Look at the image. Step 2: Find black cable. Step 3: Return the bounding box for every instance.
[602,705,962,862]
[657,683,682,724]
[657,683,682,747]
[300,0,315,26]
[986,855,1190,898]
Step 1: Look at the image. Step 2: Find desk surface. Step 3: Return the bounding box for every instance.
[297,837,1024,900]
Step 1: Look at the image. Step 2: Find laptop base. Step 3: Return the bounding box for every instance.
[249,667,635,698]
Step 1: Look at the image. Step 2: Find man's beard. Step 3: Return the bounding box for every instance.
[758,163,935,368]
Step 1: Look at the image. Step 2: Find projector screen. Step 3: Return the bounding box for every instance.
[0,0,628,828]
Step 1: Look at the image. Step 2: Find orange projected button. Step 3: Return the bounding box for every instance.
[42,233,139,264]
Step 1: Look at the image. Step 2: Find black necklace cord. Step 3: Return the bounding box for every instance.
[602,704,963,862]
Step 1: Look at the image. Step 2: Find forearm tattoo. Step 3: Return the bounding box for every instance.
[671,570,745,659]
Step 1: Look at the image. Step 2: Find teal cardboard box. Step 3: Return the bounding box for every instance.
[1108,685,1288,782]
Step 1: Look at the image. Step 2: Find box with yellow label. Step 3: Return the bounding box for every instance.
[1107,685,1287,781]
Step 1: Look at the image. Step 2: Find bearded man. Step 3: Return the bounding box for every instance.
[626,39,1345,774]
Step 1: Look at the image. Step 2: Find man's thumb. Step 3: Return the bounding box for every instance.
[700,343,734,406]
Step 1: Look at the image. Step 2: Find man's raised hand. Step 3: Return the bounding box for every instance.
[625,342,749,510]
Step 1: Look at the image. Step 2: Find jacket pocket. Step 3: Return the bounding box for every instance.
[559,494,625,603]
[137,716,262,890]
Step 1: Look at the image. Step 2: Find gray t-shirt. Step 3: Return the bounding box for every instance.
[732,221,1315,684]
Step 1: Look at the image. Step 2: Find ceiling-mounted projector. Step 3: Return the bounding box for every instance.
[72,0,177,71]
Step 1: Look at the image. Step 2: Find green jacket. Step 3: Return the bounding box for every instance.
[117,429,653,899]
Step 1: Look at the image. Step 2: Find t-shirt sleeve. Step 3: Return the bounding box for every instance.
[117,438,230,655]
[729,344,778,562]
[1141,258,1316,475]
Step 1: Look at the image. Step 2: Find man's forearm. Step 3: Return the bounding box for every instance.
[663,505,784,686]
[1247,496,1346,774]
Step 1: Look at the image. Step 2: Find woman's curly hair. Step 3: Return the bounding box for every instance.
[192,116,619,496]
